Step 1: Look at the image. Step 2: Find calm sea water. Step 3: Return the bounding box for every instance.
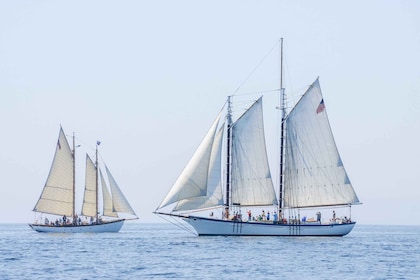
[0,223,419,279]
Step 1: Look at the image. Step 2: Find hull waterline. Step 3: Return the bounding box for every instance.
[29,219,125,233]
[183,216,355,236]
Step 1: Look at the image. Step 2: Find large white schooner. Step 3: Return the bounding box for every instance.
[155,39,360,236]
[29,127,138,233]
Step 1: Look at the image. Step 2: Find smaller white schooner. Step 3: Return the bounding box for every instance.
[154,39,360,236]
[29,127,138,233]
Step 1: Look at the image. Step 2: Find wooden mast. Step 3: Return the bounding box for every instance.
[72,132,76,219]
[95,141,100,223]
[225,96,233,219]
[279,38,286,215]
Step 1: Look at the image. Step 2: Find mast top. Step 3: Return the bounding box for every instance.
[280,38,284,92]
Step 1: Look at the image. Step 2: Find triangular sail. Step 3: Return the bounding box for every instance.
[105,165,137,216]
[174,125,225,211]
[101,169,118,217]
[158,111,223,209]
[33,127,74,216]
[81,155,97,217]
[283,78,359,208]
[231,97,277,206]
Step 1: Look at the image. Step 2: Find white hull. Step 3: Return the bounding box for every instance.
[29,219,125,233]
[183,216,355,236]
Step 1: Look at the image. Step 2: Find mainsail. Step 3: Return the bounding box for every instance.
[33,128,74,216]
[231,97,277,206]
[283,78,359,208]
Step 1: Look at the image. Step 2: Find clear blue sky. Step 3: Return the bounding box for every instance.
[1,1,419,225]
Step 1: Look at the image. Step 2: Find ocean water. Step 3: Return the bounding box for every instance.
[0,223,419,279]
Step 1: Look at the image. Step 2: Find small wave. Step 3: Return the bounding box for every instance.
[3,257,19,261]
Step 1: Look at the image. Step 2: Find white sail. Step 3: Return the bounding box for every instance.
[174,125,225,211]
[158,112,223,209]
[33,127,74,216]
[105,165,137,216]
[101,169,118,217]
[231,97,277,206]
[81,155,97,217]
[283,78,359,208]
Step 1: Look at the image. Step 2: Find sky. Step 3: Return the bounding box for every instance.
[0,1,419,226]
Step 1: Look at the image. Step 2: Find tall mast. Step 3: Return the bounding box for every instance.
[95,142,100,222]
[279,38,286,213]
[225,96,233,219]
[72,132,76,218]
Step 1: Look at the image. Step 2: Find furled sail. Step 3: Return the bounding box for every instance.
[283,78,359,208]
[33,127,74,216]
[158,112,223,209]
[173,125,225,211]
[81,155,97,217]
[106,165,137,216]
[101,169,118,217]
[231,97,277,206]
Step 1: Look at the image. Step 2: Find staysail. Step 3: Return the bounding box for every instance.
[174,125,225,211]
[283,78,359,208]
[105,165,137,216]
[33,127,74,216]
[101,170,118,217]
[81,155,97,217]
[231,97,277,206]
[158,111,223,210]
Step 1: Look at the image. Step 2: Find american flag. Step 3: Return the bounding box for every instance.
[316,99,325,114]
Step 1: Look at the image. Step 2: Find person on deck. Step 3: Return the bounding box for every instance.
[273,212,278,222]
[316,211,321,223]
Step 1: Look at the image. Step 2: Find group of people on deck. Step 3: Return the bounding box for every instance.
[223,209,351,224]
[245,210,283,223]
[42,215,98,227]
[313,210,351,224]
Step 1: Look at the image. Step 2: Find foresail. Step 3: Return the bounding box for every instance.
[33,127,74,216]
[81,155,97,217]
[231,97,277,206]
[101,169,118,217]
[283,78,359,208]
[158,111,223,210]
[174,125,224,211]
[105,165,137,216]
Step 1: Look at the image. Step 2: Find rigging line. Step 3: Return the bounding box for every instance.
[157,214,196,235]
[232,40,280,96]
[234,88,280,97]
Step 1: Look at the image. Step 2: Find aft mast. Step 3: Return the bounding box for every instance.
[278,38,286,216]
[225,96,233,219]
[95,141,100,222]
[72,132,76,219]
